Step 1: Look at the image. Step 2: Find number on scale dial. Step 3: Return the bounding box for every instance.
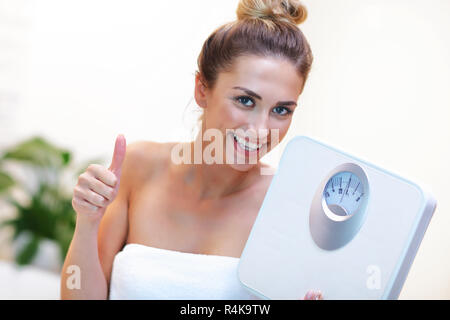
[323,171,365,216]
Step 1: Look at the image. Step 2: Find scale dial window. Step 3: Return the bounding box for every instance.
[323,171,365,217]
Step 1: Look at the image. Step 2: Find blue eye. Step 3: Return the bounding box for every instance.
[273,106,292,116]
[235,96,293,116]
[236,96,254,107]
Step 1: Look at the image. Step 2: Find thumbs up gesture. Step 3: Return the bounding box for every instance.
[72,135,126,225]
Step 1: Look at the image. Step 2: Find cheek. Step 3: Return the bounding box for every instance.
[279,121,291,138]
[269,119,292,145]
[212,101,245,129]
[225,108,247,126]
[222,100,242,118]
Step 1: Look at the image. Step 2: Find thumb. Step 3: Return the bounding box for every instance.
[108,134,126,178]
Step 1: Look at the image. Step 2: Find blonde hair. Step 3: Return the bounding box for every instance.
[237,0,307,26]
[194,0,312,129]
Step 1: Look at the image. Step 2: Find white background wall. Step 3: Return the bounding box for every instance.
[1,0,449,299]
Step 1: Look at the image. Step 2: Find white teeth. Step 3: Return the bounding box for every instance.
[233,133,263,151]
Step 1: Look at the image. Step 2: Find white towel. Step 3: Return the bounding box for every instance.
[108,243,261,300]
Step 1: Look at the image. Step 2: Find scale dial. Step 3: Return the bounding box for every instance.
[323,171,365,217]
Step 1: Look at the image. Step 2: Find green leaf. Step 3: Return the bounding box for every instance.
[0,171,14,193]
[0,135,85,266]
[61,151,71,166]
[16,235,40,265]
[2,136,72,168]
[0,218,21,240]
[1,199,30,240]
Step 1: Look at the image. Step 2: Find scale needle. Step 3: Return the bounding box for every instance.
[340,175,351,203]
[353,182,360,195]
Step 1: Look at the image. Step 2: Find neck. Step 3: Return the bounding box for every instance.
[181,131,259,200]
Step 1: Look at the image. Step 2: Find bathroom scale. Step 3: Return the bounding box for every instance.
[238,135,437,300]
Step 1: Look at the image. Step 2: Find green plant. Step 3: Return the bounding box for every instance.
[0,136,103,266]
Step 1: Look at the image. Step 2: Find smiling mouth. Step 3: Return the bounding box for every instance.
[232,132,267,153]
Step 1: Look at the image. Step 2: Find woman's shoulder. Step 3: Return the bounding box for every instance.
[122,140,178,181]
[125,140,163,162]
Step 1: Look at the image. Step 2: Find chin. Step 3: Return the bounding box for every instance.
[226,162,257,172]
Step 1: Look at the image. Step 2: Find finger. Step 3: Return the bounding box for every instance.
[86,164,117,188]
[87,178,115,201]
[303,291,313,300]
[303,290,322,300]
[311,290,323,300]
[75,186,105,208]
[109,134,126,178]
[72,197,101,213]
[82,189,108,207]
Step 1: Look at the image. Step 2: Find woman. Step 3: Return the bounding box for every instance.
[61,0,323,300]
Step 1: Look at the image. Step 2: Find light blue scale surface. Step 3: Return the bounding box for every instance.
[238,135,436,300]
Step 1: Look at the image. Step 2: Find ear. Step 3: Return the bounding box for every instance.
[194,71,208,110]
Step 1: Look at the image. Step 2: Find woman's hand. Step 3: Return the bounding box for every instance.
[303,290,323,300]
[72,134,126,226]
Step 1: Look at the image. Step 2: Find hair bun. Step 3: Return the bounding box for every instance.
[236,0,308,25]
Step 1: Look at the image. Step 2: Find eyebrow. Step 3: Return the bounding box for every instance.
[232,86,297,106]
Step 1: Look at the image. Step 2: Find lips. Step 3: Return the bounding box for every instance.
[232,133,266,151]
[228,132,270,162]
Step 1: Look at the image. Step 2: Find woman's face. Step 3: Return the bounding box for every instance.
[195,54,305,172]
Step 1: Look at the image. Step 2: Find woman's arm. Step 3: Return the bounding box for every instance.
[60,136,131,299]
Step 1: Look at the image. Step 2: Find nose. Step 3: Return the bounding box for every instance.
[247,111,270,143]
